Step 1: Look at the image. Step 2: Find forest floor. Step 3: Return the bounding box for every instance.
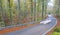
[0,22,39,34]
[56,19,60,27]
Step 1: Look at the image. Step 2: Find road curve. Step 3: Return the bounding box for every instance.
[2,16,57,35]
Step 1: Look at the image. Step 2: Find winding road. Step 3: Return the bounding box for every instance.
[2,16,57,35]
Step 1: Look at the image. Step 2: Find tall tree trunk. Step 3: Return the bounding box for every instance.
[0,0,6,27]
[45,0,47,17]
[42,0,44,19]
[17,0,21,24]
[8,0,13,25]
[33,0,36,22]
[30,0,34,21]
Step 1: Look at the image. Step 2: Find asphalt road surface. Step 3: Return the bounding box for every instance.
[2,16,57,35]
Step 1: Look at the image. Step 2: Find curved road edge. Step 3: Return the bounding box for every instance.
[43,18,57,35]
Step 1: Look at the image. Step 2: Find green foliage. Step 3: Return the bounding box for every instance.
[52,32,60,35]
[54,27,60,32]
[52,27,60,35]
